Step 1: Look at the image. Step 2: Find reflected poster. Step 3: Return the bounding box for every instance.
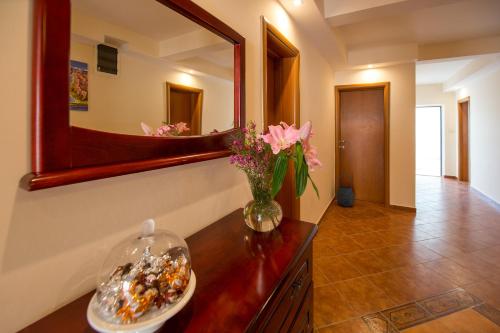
[69,60,88,111]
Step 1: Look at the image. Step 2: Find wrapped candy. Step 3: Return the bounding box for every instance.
[93,220,191,324]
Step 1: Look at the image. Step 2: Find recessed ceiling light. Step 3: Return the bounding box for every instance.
[293,0,304,6]
[368,64,374,69]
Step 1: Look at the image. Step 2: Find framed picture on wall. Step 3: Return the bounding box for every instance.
[69,60,89,111]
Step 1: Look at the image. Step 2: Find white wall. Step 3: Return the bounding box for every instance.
[0,0,336,331]
[416,84,457,177]
[70,40,234,135]
[189,0,337,222]
[456,68,500,204]
[334,63,416,208]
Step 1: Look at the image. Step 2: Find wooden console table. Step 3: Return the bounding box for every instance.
[20,209,317,332]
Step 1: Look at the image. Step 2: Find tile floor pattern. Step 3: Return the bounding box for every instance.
[313,176,500,332]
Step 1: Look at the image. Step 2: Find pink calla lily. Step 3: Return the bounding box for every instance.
[299,121,312,141]
[175,122,190,133]
[262,124,300,154]
[303,140,322,170]
[296,121,321,170]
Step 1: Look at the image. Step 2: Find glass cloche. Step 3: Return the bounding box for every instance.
[89,219,192,327]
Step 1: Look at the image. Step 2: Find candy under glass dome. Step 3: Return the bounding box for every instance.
[92,219,191,325]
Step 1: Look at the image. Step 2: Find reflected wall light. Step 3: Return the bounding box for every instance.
[361,69,381,82]
[177,72,195,86]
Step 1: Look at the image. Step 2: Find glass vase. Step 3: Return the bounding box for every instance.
[243,174,283,232]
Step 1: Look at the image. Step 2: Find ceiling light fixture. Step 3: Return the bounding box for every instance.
[293,0,304,6]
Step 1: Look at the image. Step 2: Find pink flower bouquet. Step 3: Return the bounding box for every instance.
[230,121,320,199]
[230,121,320,231]
[141,122,190,137]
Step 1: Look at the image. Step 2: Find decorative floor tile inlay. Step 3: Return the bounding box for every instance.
[418,288,480,317]
[474,303,500,327]
[362,313,398,333]
[381,303,431,330]
[361,289,491,332]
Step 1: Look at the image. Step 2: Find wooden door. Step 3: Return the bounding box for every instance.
[170,90,192,122]
[338,88,386,203]
[458,98,470,182]
[263,19,300,220]
[167,82,203,135]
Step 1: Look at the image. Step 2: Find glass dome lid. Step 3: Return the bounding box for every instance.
[93,219,191,324]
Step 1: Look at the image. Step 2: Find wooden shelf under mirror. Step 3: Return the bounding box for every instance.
[21,0,245,191]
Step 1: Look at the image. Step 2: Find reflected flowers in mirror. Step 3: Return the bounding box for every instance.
[141,122,190,137]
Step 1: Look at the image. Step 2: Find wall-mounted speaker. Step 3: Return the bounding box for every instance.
[97,44,118,75]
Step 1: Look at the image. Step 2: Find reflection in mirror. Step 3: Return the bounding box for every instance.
[69,0,234,136]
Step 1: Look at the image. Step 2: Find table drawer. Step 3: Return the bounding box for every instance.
[290,283,313,333]
[261,246,312,333]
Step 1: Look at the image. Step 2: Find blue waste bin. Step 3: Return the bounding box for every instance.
[337,187,354,207]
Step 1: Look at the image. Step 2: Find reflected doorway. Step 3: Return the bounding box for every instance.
[166,82,203,136]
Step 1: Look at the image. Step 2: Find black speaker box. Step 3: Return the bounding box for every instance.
[97,44,118,75]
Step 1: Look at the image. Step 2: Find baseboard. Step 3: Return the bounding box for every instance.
[443,175,458,180]
[470,186,500,210]
[316,195,335,226]
[389,204,417,212]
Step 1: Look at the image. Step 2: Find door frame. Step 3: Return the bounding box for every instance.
[334,82,390,205]
[261,17,300,127]
[262,17,301,220]
[457,96,470,182]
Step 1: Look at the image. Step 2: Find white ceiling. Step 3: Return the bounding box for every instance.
[329,0,500,49]
[416,58,473,85]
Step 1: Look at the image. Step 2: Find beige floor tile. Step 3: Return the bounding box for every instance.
[317,318,372,333]
[334,276,396,315]
[316,255,363,282]
[314,284,358,327]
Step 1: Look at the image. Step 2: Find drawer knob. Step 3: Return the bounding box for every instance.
[291,277,303,297]
[293,279,303,289]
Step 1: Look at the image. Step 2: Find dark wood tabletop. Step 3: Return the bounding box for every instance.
[20,209,317,333]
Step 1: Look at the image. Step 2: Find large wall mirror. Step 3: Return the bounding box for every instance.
[22,0,245,191]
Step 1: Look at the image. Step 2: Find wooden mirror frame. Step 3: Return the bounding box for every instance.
[21,0,245,191]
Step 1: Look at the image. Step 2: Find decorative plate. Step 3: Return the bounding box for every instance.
[87,271,196,333]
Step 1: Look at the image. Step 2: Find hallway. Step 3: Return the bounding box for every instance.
[314,176,500,332]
